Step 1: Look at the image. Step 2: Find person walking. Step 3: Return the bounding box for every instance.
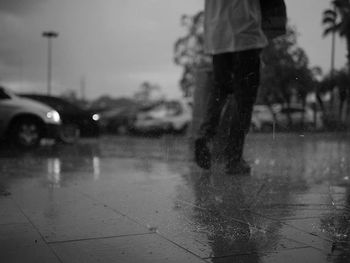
[194,0,286,174]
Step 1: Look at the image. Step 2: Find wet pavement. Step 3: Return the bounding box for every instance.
[1,133,350,262]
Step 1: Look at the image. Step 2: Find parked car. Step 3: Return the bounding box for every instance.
[19,94,100,143]
[0,87,61,148]
[251,105,275,132]
[99,106,140,135]
[272,104,323,130]
[132,100,191,135]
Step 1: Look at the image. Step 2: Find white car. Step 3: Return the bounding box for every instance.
[133,100,192,134]
[0,87,61,148]
[251,105,275,132]
[273,104,323,130]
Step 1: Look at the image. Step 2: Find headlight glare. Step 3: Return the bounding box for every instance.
[92,114,100,121]
[46,110,61,123]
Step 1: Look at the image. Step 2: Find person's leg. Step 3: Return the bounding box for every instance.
[195,53,233,169]
[198,53,233,139]
[225,49,261,173]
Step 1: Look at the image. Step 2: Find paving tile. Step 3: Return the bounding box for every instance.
[2,134,350,262]
[251,205,339,221]
[0,223,60,263]
[224,210,334,254]
[257,209,317,221]
[10,186,148,243]
[77,175,214,258]
[74,164,310,258]
[293,193,342,206]
[277,221,333,252]
[281,215,350,253]
[207,247,327,263]
[283,217,334,240]
[66,159,214,257]
[51,233,206,263]
[0,197,28,225]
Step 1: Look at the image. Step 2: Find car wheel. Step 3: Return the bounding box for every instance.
[59,123,80,144]
[11,118,43,148]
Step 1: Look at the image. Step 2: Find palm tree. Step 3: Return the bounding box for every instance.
[323,0,350,121]
[323,0,350,64]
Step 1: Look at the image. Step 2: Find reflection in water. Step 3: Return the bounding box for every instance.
[47,158,61,188]
[179,135,350,262]
[179,136,350,261]
[45,155,102,185]
[93,156,100,180]
[321,187,350,262]
[3,135,350,261]
[180,169,286,262]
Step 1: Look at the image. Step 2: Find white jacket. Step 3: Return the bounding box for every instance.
[204,0,268,54]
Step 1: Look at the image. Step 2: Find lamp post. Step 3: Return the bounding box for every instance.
[42,31,58,95]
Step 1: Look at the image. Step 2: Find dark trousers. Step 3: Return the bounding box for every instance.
[198,49,261,162]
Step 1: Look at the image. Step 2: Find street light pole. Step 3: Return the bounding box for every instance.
[42,31,58,95]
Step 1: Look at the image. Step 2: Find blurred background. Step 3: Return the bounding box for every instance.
[1,0,350,147]
[3,2,350,261]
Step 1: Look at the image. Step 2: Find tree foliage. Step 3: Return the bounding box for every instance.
[173,12,210,97]
[259,27,315,105]
[133,81,163,105]
[322,1,350,121]
[323,0,350,62]
[320,67,350,118]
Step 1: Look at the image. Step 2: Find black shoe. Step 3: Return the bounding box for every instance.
[225,159,251,175]
[194,138,211,170]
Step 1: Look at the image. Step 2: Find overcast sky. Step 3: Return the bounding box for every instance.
[0,0,347,99]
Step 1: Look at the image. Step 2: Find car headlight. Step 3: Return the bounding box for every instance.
[92,114,100,121]
[46,110,61,123]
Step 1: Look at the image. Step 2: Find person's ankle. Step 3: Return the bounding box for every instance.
[194,138,211,170]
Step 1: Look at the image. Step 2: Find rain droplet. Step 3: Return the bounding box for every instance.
[174,202,182,209]
[147,224,158,233]
[215,195,223,203]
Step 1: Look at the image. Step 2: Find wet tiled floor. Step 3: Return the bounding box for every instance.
[1,133,350,262]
